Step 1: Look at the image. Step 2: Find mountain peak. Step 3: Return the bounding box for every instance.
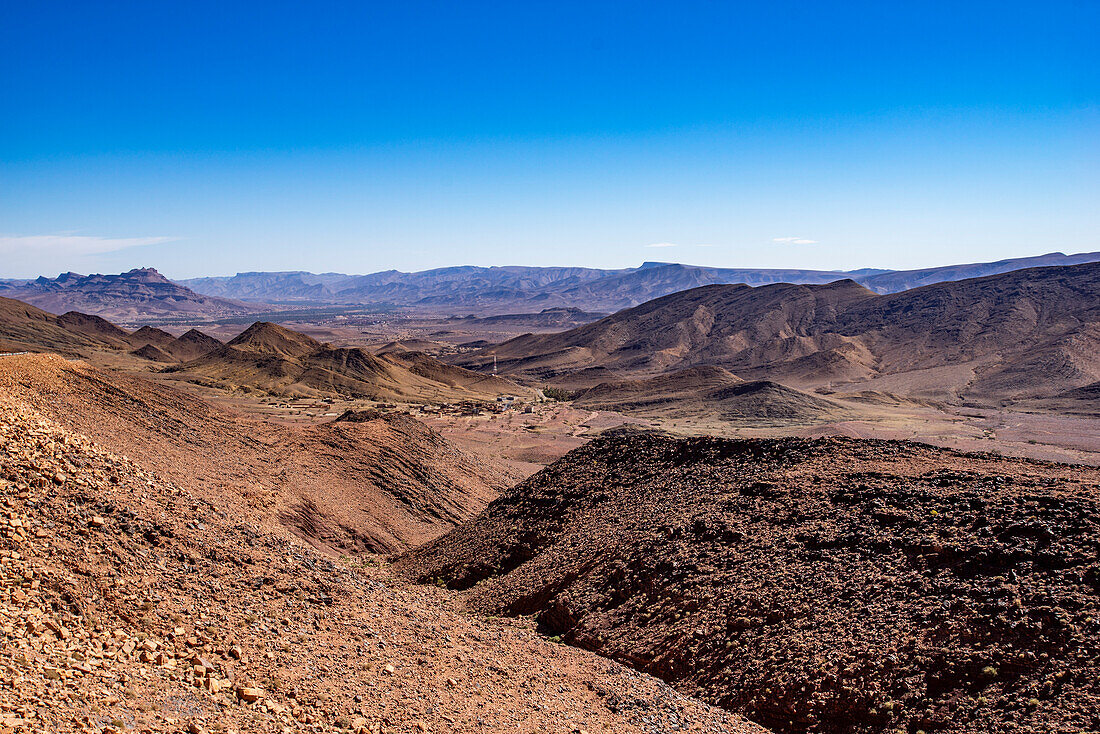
[120,267,172,283]
[227,321,321,358]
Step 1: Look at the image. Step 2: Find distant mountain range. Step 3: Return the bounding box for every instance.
[177,251,1100,312]
[2,252,1097,321]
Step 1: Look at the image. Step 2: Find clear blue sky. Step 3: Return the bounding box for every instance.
[1,0,1097,279]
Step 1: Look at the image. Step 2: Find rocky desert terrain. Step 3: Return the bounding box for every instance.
[0,354,518,554]
[3,259,1100,734]
[7,3,1095,733]
[0,353,761,734]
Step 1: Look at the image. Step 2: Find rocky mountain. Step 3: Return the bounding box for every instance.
[398,428,1100,734]
[0,267,264,321]
[463,262,1100,403]
[178,252,1100,312]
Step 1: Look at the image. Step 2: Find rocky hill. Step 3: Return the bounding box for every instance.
[168,321,527,402]
[467,278,875,377]
[0,296,224,361]
[0,295,527,403]
[0,356,756,734]
[398,428,1100,734]
[463,262,1100,403]
[0,297,115,354]
[572,366,852,422]
[54,311,133,346]
[170,328,225,361]
[0,268,263,321]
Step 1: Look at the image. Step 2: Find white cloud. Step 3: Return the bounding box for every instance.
[0,234,176,258]
[645,242,679,248]
[772,237,818,245]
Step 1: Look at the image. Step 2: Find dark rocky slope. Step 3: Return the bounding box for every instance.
[399,429,1100,734]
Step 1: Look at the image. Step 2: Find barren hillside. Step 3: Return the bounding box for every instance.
[463,262,1100,403]
[0,296,225,363]
[399,428,1100,734]
[572,366,853,422]
[0,297,113,354]
[0,354,512,552]
[0,359,758,734]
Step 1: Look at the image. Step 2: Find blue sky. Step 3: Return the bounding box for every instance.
[1,0,1097,279]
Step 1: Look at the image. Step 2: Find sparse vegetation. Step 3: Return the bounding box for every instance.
[542,386,580,401]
